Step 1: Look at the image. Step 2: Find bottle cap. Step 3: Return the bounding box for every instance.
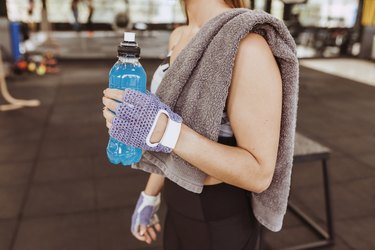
[118,32,140,58]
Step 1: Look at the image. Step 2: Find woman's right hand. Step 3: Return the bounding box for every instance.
[131,191,162,244]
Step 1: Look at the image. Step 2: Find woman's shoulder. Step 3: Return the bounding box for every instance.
[233,32,278,76]
[168,25,187,51]
[238,33,271,56]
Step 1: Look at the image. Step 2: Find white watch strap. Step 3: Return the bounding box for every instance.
[159,116,182,149]
[145,109,181,149]
[141,191,161,205]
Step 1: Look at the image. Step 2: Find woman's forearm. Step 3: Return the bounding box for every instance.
[144,173,165,196]
[173,124,269,193]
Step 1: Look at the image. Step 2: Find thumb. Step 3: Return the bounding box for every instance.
[139,224,148,236]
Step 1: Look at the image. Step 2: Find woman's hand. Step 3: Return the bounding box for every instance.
[131,191,162,245]
[102,88,182,153]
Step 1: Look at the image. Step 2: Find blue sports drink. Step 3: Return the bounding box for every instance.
[107,32,147,165]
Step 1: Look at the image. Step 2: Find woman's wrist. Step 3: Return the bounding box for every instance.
[141,191,160,202]
[173,123,194,156]
[144,174,165,196]
[144,189,160,197]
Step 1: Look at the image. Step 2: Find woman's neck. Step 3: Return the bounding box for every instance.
[185,0,232,28]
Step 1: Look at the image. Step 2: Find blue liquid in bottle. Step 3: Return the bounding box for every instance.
[107,32,147,166]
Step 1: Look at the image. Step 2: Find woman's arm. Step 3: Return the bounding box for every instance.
[103,33,282,194]
[144,173,165,196]
[152,33,283,193]
[131,173,163,245]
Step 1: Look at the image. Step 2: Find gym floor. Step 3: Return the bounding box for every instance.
[0,57,374,250]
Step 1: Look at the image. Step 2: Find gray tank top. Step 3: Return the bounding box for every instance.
[150,51,234,138]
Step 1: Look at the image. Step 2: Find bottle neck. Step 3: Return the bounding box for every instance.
[118,56,140,64]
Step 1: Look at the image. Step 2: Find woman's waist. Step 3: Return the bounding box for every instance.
[204,175,223,185]
[163,178,252,222]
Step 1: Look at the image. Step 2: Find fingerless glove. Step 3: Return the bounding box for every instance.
[131,191,161,235]
[110,89,183,153]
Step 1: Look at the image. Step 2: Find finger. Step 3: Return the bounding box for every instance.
[132,225,147,242]
[103,88,124,102]
[106,120,112,129]
[102,96,120,112]
[154,223,162,232]
[103,107,115,123]
[151,214,160,225]
[150,215,161,232]
[139,224,152,244]
[133,231,147,242]
[143,231,152,244]
[147,226,157,241]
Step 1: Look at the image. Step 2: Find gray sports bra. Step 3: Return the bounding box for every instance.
[150,51,234,138]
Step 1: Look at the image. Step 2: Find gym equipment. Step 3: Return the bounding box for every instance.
[0,47,40,111]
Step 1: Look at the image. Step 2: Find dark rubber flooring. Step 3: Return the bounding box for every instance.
[0,59,374,250]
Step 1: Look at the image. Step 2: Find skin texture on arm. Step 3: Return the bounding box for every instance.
[144,173,165,196]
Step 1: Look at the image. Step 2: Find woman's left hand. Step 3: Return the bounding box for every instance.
[102,88,183,153]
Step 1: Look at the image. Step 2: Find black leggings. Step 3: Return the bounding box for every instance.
[162,178,261,250]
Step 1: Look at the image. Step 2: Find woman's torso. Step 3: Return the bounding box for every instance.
[150,26,235,186]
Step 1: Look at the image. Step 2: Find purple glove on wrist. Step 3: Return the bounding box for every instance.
[131,191,161,236]
[109,88,183,153]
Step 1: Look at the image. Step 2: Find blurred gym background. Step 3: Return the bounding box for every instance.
[0,1,374,250]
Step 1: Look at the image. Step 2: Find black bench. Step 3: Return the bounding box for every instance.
[288,132,334,249]
[259,132,334,250]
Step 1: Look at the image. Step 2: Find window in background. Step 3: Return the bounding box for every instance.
[270,0,284,20]
[254,0,266,10]
[6,0,186,25]
[129,0,185,24]
[7,0,41,22]
[296,0,359,28]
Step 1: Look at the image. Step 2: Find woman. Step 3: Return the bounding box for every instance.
[102,0,283,249]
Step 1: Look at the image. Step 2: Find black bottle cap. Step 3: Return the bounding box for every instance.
[117,32,141,58]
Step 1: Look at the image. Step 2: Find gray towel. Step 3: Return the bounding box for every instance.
[132,8,299,232]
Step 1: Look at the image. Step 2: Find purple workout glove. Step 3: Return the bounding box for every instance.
[131,191,161,236]
[110,88,183,153]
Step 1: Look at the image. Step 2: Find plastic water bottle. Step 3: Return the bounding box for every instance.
[107,32,147,165]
